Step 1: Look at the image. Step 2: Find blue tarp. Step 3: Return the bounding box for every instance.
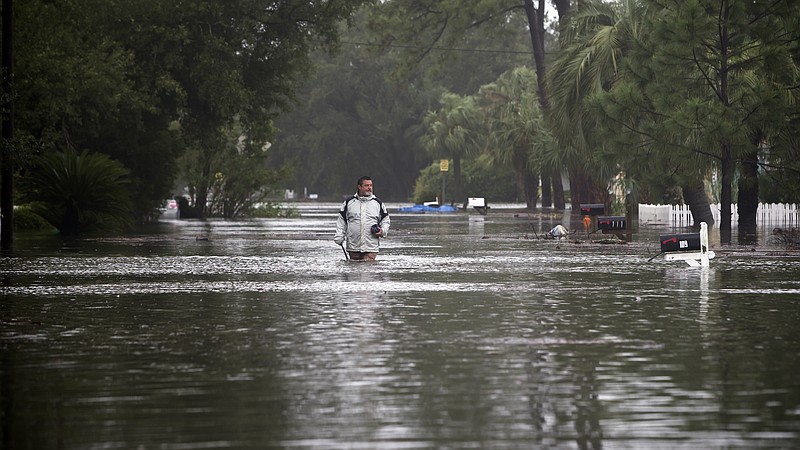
[397,204,459,213]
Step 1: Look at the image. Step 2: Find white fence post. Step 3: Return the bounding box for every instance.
[637,204,670,224]
[638,203,800,227]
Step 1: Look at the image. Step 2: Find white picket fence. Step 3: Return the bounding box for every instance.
[638,203,800,228]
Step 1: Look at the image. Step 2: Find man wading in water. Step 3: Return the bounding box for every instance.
[334,176,391,261]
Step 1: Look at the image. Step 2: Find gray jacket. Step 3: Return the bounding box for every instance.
[334,194,390,253]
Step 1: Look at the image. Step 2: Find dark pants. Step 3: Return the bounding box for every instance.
[348,251,377,261]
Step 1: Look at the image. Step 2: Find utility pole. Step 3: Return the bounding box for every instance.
[1,0,13,251]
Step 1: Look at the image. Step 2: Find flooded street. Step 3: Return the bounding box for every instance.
[2,203,800,449]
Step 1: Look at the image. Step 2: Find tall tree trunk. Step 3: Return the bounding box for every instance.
[552,0,571,18]
[523,0,572,209]
[552,169,565,209]
[718,19,732,237]
[720,142,733,235]
[541,171,552,207]
[737,148,759,236]
[523,0,549,111]
[196,160,211,220]
[682,181,714,228]
[1,0,14,251]
[568,165,590,212]
[453,155,462,206]
[61,202,81,236]
[514,169,527,206]
[525,170,539,209]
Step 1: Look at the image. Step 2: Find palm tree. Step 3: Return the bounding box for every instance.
[420,92,481,205]
[477,67,549,208]
[547,0,648,210]
[20,149,132,235]
[547,0,719,224]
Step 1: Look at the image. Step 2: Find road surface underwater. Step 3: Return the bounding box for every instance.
[2,203,800,449]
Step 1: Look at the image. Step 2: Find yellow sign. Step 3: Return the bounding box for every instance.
[440,159,449,172]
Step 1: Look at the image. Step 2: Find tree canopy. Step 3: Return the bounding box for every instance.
[7,0,371,228]
[547,0,800,234]
[6,0,799,239]
[268,6,532,201]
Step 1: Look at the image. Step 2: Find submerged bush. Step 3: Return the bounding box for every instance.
[20,149,133,235]
[12,206,57,232]
[250,202,299,218]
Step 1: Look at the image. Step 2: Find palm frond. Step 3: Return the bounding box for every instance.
[21,149,133,234]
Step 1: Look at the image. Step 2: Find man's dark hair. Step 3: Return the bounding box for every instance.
[357,176,372,186]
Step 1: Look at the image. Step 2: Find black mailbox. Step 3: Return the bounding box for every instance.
[660,233,701,253]
[580,204,605,216]
[597,216,626,231]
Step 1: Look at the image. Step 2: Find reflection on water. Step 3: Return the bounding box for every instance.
[2,204,800,449]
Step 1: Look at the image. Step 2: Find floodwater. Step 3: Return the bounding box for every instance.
[2,203,800,449]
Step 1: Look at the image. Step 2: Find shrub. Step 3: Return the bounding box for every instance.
[412,157,518,204]
[250,202,299,218]
[19,149,133,235]
[12,206,57,232]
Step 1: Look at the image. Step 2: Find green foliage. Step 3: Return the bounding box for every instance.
[760,170,800,204]
[478,67,547,168]
[549,0,800,228]
[270,27,438,200]
[412,67,554,207]
[411,158,518,204]
[20,149,133,235]
[547,0,649,193]
[270,5,535,201]
[205,124,294,219]
[268,11,437,200]
[637,0,800,226]
[250,203,300,219]
[364,0,534,91]
[12,206,56,233]
[15,0,182,221]
[462,154,522,202]
[174,118,296,219]
[361,0,567,206]
[421,93,481,160]
[127,0,371,218]
[421,92,483,202]
[13,0,370,224]
[476,67,551,206]
[412,164,449,204]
